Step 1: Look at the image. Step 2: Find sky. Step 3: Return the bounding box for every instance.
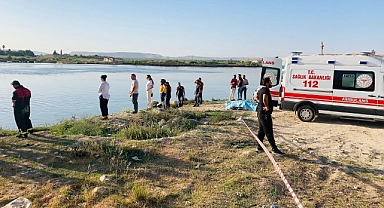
[1,0,384,58]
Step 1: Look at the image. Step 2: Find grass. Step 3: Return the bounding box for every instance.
[0,103,383,207]
[50,108,217,140]
[51,116,106,136]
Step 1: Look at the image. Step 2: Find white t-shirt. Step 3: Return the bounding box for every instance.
[243,78,249,86]
[146,80,154,91]
[98,81,110,99]
[131,79,139,94]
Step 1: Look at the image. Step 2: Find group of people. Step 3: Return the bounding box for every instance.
[10,75,284,155]
[229,74,249,101]
[97,74,200,120]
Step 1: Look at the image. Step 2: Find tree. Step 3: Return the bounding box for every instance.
[2,45,5,51]
[53,50,58,55]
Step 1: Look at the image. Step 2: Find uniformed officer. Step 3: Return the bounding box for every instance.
[11,80,33,138]
[255,77,284,155]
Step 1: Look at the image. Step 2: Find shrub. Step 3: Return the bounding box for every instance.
[51,116,104,136]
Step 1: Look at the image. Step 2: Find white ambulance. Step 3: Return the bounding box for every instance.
[265,52,384,122]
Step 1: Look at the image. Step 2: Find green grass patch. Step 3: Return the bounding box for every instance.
[0,128,17,137]
[51,116,105,136]
[206,110,234,123]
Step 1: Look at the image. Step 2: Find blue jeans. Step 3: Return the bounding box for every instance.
[237,86,243,100]
[178,95,184,107]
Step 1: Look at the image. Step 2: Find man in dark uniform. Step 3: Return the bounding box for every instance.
[255,77,284,155]
[11,80,33,138]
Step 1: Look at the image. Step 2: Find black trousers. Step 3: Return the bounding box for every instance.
[165,95,171,109]
[132,93,138,112]
[14,106,33,133]
[99,95,109,116]
[242,87,247,100]
[257,112,278,150]
[199,93,203,104]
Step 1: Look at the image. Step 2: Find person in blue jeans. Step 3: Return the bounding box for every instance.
[176,82,185,107]
[237,74,243,100]
[129,74,139,114]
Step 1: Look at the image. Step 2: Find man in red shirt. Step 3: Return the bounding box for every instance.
[11,80,33,138]
[229,75,237,101]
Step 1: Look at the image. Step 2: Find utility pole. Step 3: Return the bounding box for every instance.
[320,42,324,55]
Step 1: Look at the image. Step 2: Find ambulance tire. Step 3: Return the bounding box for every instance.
[296,105,315,122]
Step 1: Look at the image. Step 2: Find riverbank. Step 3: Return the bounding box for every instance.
[0,102,383,207]
[0,55,261,67]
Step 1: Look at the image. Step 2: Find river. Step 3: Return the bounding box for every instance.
[0,63,261,129]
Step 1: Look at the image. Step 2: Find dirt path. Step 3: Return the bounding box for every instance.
[271,109,384,170]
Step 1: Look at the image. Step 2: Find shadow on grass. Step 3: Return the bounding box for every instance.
[277,133,384,194]
[0,131,200,184]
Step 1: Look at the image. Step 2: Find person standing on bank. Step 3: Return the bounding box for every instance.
[229,75,237,101]
[255,77,285,155]
[198,77,204,104]
[193,79,203,107]
[242,74,249,100]
[165,82,172,109]
[237,74,243,100]
[129,74,139,114]
[159,79,167,109]
[176,82,185,107]
[98,75,110,120]
[11,80,33,138]
[146,75,154,109]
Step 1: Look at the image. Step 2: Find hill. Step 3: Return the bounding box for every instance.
[69,51,257,61]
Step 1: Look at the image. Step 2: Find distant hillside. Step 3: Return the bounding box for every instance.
[69,51,256,61]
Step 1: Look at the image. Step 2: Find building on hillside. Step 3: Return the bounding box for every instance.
[251,58,262,64]
[103,57,115,62]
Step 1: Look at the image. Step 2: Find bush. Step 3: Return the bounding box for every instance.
[51,116,104,136]
[117,122,173,140]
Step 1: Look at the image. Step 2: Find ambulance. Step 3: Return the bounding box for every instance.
[262,52,384,122]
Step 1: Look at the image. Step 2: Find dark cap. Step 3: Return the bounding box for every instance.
[10,80,20,86]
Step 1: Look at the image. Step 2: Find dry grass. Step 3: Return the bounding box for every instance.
[0,103,383,207]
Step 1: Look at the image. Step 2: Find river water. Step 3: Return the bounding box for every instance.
[0,63,261,129]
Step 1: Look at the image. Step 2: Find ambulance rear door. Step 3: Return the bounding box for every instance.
[260,57,282,103]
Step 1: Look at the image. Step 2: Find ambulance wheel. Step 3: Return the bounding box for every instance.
[296,105,315,122]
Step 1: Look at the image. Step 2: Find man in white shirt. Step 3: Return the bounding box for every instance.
[129,74,139,114]
[146,75,154,109]
[242,74,249,100]
[98,74,110,120]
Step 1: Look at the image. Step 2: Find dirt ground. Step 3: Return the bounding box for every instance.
[188,103,384,171]
[270,109,384,171]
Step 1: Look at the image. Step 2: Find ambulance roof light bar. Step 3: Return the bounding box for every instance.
[291,51,303,56]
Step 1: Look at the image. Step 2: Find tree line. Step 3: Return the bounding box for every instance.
[0,49,35,56]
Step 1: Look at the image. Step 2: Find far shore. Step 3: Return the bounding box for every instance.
[0,55,261,67]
